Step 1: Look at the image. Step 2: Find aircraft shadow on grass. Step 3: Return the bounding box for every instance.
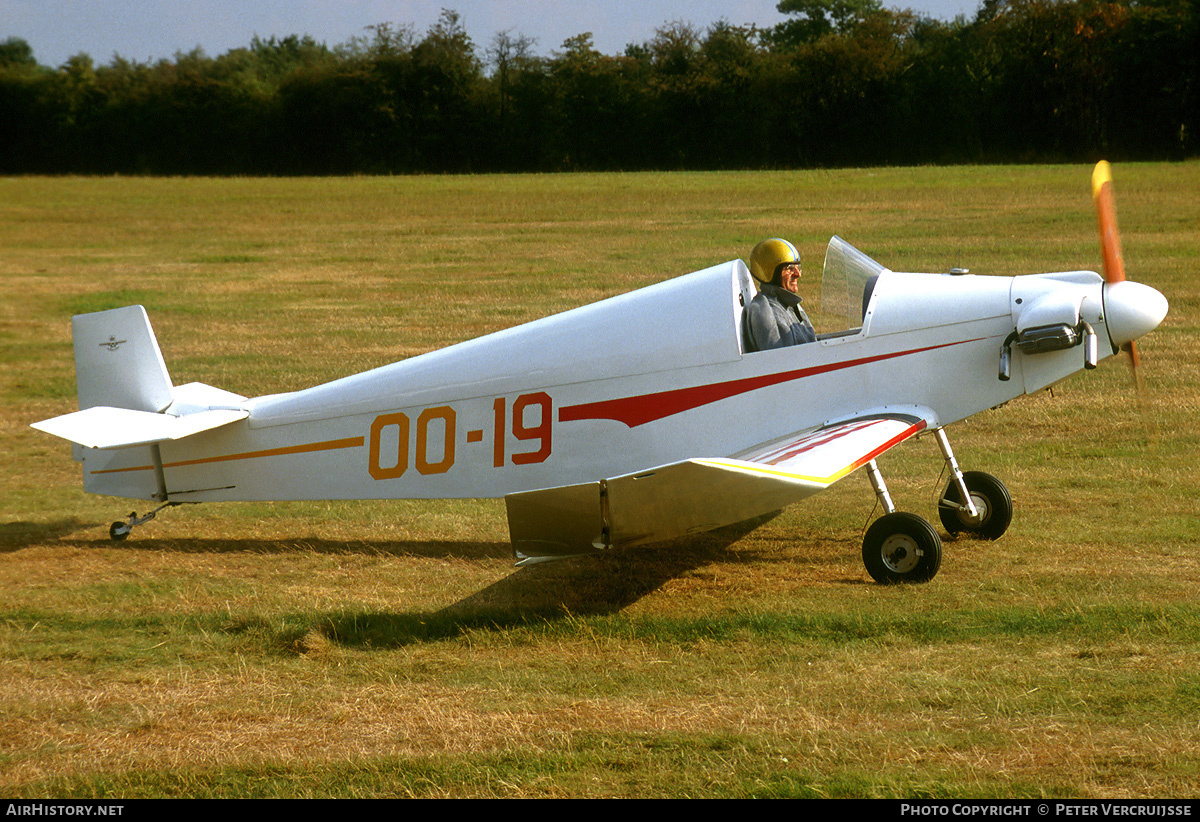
[315,512,808,650]
[15,512,850,649]
[0,518,95,552]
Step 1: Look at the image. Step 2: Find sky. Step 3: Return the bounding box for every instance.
[4,0,985,69]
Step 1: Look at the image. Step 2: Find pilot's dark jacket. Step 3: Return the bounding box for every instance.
[746,282,817,351]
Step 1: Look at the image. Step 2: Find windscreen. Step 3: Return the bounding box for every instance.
[820,236,889,330]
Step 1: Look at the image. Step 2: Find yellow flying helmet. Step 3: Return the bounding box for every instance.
[749,238,801,283]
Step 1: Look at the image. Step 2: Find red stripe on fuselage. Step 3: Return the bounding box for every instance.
[558,340,979,428]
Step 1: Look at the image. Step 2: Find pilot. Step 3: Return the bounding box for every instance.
[745,238,816,351]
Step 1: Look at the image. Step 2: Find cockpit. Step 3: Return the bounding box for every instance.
[739,236,886,353]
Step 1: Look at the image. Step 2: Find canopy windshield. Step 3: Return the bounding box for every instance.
[820,236,889,330]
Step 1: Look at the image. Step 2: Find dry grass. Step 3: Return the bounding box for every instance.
[2,165,1199,797]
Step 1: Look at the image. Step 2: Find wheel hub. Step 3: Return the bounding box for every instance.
[955,491,991,527]
[880,534,921,573]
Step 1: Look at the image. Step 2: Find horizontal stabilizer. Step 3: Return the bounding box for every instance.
[32,405,248,450]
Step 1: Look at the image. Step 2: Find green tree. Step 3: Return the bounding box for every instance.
[488,30,549,169]
[550,33,620,168]
[408,9,487,170]
[770,0,886,46]
[0,37,52,171]
[0,36,39,69]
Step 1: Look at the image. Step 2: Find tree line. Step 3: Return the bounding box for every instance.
[1,0,1195,175]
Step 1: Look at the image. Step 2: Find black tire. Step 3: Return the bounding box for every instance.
[862,512,943,584]
[109,521,130,541]
[938,471,1012,541]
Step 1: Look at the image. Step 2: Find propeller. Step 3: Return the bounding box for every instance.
[1091,160,1146,392]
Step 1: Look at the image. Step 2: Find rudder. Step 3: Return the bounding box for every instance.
[72,305,173,412]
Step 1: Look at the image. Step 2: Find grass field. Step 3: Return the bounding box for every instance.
[2,165,1198,798]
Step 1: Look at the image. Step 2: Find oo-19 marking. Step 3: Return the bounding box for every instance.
[367,391,552,480]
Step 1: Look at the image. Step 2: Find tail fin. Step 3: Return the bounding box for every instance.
[72,305,173,412]
[34,305,247,452]
[33,306,249,500]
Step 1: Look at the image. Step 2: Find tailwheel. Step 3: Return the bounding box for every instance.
[862,512,943,584]
[106,501,185,541]
[938,471,1012,541]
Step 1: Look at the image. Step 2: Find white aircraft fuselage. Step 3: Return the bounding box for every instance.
[33,165,1170,581]
[72,249,1160,515]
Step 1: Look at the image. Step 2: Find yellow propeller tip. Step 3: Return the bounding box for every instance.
[1092,160,1113,199]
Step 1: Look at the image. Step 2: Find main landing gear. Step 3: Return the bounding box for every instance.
[861,427,1012,584]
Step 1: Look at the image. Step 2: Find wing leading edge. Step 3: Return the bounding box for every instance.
[506,412,929,564]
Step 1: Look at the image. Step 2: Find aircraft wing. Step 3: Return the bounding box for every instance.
[506,412,929,563]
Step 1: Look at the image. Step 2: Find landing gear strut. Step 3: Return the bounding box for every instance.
[859,426,1012,584]
[932,426,1012,541]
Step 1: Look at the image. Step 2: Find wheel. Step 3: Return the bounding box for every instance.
[109,521,131,541]
[862,512,943,584]
[938,471,1012,541]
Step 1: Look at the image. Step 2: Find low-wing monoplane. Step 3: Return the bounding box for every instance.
[33,163,1168,583]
